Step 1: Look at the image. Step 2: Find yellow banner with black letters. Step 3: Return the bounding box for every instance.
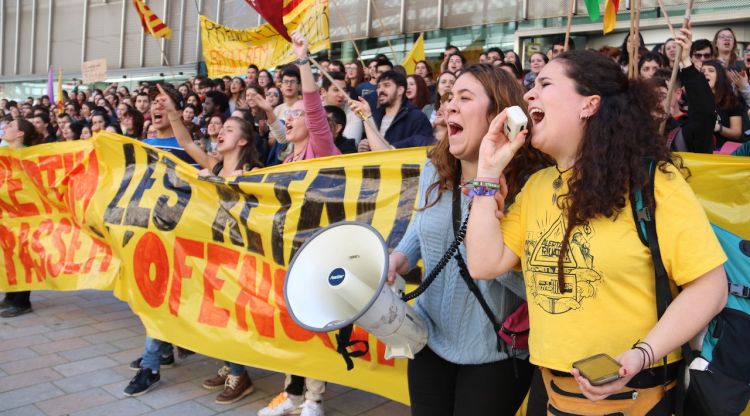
[0,132,748,406]
[200,0,329,78]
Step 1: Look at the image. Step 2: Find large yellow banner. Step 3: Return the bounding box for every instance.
[200,0,330,78]
[0,133,423,403]
[0,134,748,405]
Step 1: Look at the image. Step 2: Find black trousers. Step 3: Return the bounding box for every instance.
[3,291,31,309]
[408,346,534,416]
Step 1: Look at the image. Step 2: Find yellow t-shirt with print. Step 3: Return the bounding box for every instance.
[501,164,726,372]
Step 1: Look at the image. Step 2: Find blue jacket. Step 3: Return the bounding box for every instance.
[372,99,435,148]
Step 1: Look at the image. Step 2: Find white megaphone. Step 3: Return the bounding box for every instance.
[284,221,427,363]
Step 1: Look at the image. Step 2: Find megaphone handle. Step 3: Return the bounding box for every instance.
[335,324,370,371]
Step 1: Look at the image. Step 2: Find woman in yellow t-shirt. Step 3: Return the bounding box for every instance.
[465,49,728,415]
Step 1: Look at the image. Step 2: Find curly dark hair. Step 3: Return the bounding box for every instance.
[422,64,551,210]
[553,50,679,291]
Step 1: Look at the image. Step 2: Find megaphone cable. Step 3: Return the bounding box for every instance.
[401,215,468,302]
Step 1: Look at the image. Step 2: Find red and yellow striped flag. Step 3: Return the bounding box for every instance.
[132,0,172,40]
[603,0,621,34]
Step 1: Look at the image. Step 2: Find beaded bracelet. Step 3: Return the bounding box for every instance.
[462,180,501,190]
[467,186,497,198]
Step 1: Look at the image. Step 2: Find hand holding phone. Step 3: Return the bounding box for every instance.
[572,353,622,386]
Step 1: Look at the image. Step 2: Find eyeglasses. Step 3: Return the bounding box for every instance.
[284,109,305,119]
[266,92,280,97]
[692,52,712,59]
[717,34,734,41]
[281,80,299,86]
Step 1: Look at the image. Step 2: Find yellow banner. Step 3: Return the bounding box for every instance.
[200,0,330,78]
[0,133,424,403]
[0,135,748,405]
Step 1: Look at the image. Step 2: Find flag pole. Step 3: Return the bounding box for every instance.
[656,0,676,38]
[564,0,575,51]
[309,55,388,145]
[660,0,694,135]
[627,0,643,79]
[633,0,642,74]
[329,0,366,68]
[369,0,399,62]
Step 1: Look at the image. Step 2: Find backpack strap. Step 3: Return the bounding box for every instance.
[451,188,505,353]
[632,160,694,416]
[631,159,672,319]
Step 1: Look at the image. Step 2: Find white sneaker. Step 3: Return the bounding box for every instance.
[258,392,303,416]
[300,400,324,416]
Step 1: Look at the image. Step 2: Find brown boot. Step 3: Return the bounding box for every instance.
[215,371,254,404]
[202,365,230,390]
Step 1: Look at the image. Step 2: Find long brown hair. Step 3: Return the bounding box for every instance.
[553,50,677,291]
[712,27,739,68]
[16,118,44,147]
[347,61,365,88]
[702,60,738,111]
[407,75,432,109]
[211,116,263,175]
[422,64,551,210]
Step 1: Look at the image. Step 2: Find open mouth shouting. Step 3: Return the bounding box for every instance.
[447,121,463,137]
[529,108,545,126]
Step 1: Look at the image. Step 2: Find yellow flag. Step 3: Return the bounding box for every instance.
[402,34,425,75]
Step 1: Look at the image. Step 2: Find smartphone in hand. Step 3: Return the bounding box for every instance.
[572,353,622,386]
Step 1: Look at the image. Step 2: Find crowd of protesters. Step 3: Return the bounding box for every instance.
[1,24,749,416]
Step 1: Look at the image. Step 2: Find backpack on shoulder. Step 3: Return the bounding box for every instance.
[632,160,750,416]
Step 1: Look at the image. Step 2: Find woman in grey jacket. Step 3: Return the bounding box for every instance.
[387,64,549,416]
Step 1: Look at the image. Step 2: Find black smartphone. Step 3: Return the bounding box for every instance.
[572,353,622,386]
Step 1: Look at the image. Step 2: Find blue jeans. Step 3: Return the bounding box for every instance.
[141,337,172,371]
[225,361,245,376]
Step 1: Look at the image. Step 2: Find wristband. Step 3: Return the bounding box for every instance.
[295,56,309,65]
[475,176,500,184]
[462,180,501,190]
[467,186,497,198]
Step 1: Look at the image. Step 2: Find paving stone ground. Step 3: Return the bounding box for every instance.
[0,291,410,416]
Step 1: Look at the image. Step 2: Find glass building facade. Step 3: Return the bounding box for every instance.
[0,0,748,99]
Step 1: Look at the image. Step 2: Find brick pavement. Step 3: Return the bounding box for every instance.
[0,291,410,416]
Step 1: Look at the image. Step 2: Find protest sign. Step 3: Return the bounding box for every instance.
[81,58,108,84]
[200,0,329,77]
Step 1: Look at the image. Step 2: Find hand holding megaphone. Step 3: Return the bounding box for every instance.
[284,222,428,363]
[387,252,409,285]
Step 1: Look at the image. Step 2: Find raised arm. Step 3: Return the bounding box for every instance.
[158,84,212,169]
[290,31,318,95]
[465,110,526,279]
[290,31,339,157]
